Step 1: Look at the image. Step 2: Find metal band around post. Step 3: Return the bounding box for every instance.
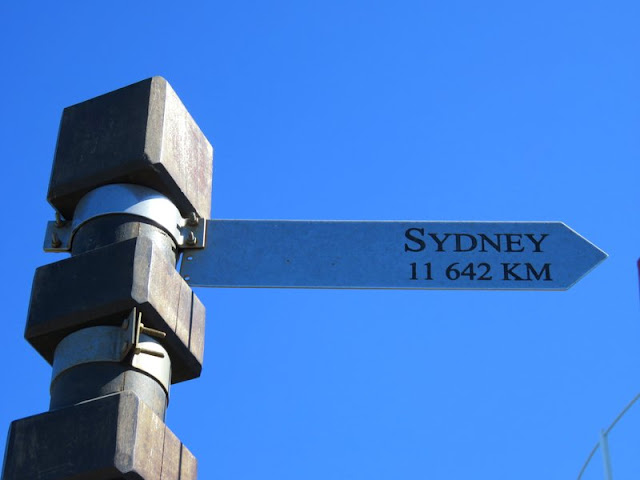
[73,184,183,244]
[43,184,206,251]
[51,326,171,394]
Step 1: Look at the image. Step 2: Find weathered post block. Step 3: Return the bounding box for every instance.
[48,76,213,220]
[2,391,197,480]
[26,235,205,383]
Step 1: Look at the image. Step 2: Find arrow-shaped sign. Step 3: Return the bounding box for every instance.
[179,220,606,290]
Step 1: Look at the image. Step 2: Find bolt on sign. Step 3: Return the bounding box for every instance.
[180,220,606,290]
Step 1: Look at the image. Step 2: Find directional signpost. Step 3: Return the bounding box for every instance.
[181,220,606,290]
[1,77,608,480]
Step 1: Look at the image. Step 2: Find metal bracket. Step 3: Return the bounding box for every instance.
[43,184,207,252]
[43,212,73,252]
[177,213,206,249]
[120,308,167,360]
[51,307,172,393]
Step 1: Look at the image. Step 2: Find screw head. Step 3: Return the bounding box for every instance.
[51,232,62,248]
[187,212,199,226]
[186,231,197,246]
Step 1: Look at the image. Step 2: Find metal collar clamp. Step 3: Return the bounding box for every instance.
[44,184,206,252]
[50,308,172,394]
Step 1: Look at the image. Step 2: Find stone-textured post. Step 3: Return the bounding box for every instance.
[2,77,212,479]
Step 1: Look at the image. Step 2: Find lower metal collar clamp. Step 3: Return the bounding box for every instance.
[50,308,172,394]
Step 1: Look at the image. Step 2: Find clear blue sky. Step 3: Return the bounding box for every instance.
[1,2,639,478]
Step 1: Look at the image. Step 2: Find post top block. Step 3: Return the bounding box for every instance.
[63,76,169,109]
[47,77,213,220]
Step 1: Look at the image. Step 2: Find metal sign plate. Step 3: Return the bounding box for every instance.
[180,220,607,290]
